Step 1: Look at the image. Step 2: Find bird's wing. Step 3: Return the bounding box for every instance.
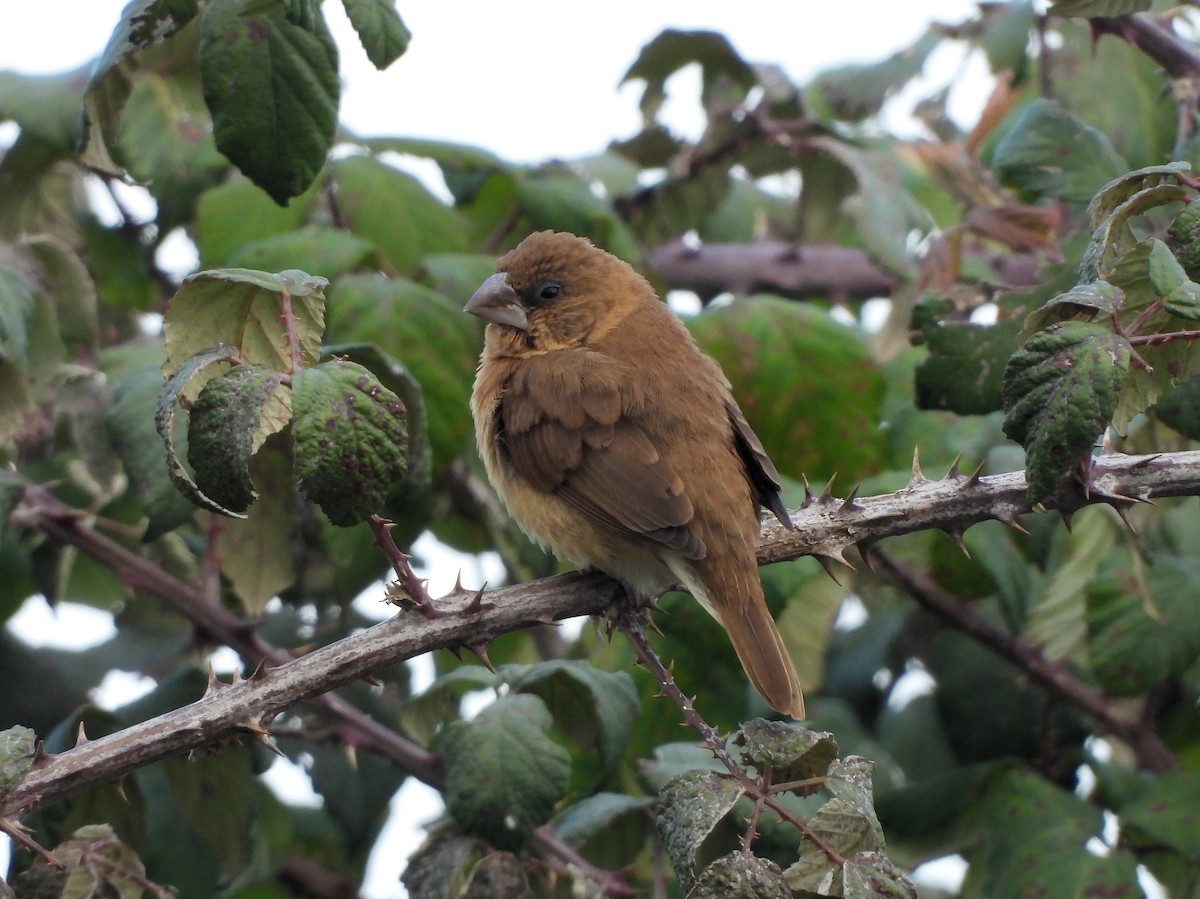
[499,352,705,559]
[724,399,793,528]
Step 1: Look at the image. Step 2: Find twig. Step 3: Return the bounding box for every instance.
[616,607,847,865]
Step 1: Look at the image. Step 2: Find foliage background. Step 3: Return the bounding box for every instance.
[4,1,1200,898]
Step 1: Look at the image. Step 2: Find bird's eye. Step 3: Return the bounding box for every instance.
[534,282,563,304]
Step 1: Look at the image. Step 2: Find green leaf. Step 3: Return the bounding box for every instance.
[401,833,489,898]
[916,316,1022,415]
[733,719,838,787]
[342,0,411,68]
[1121,763,1200,861]
[0,725,36,793]
[186,363,291,514]
[165,268,327,381]
[439,693,571,851]
[808,28,941,122]
[621,29,756,122]
[961,768,1141,898]
[551,793,654,871]
[689,298,886,483]
[690,852,790,899]
[1148,238,1190,297]
[508,661,639,791]
[105,359,196,540]
[806,138,928,276]
[80,0,200,173]
[1049,0,1150,16]
[842,851,917,899]
[325,274,479,478]
[1087,162,1191,230]
[517,173,640,262]
[23,235,99,355]
[1001,322,1131,502]
[656,769,743,892]
[992,99,1127,204]
[1151,374,1200,438]
[398,665,499,746]
[292,359,408,525]
[196,176,315,267]
[155,342,245,516]
[332,155,469,272]
[1087,556,1200,696]
[166,745,257,877]
[199,0,339,203]
[0,70,88,151]
[228,226,379,282]
[1019,280,1125,342]
[980,2,1037,82]
[618,166,731,248]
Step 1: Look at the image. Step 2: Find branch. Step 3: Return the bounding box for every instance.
[1091,13,1200,80]
[8,450,1200,816]
[646,238,1040,303]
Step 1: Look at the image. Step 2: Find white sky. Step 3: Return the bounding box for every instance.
[3,2,981,896]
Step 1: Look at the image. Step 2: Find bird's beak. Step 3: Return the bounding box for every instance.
[464,273,529,332]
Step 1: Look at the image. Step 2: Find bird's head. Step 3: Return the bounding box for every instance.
[464,231,652,350]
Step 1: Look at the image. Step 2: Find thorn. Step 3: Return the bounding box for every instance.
[361,672,382,687]
[945,529,970,557]
[946,453,963,479]
[815,555,844,584]
[467,642,495,672]
[838,486,861,513]
[1060,510,1074,532]
[966,461,985,487]
[249,660,269,681]
[1113,505,1138,533]
[817,474,838,504]
[1000,514,1030,535]
[856,541,878,572]
[345,745,358,770]
[253,732,285,758]
[910,448,928,486]
[204,666,225,696]
[801,475,815,508]
[74,722,89,748]
[112,779,128,802]
[1128,454,1160,470]
[465,584,491,613]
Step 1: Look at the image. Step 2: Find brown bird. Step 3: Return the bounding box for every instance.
[465,231,804,718]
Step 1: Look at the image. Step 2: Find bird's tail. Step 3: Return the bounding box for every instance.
[673,560,805,719]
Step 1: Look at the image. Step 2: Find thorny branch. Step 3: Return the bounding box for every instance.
[6,449,1197,823]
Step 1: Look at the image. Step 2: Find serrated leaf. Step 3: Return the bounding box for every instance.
[196,176,316,267]
[165,268,327,384]
[439,693,571,851]
[23,235,99,355]
[50,824,156,899]
[1020,281,1125,342]
[1085,184,1189,282]
[843,851,917,899]
[199,0,339,203]
[509,661,639,789]
[166,745,257,877]
[1087,556,1200,696]
[398,665,498,746]
[689,852,790,899]
[1120,764,1200,861]
[292,360,408,525]
[1086,162,1191,229]
[325,274,479,478]
[186,363,291,514]
[992,99,1127,203]
[79,0,200,173]
[1001,322,1131,502]
[0,725,36,793]
[1151,374,1200,438]
[155,342,245,516]
[786,796,883,893]
[734,719,838,787]
[342,0,411,68]
[656,769,743,892]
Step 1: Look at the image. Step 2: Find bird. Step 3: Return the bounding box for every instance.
[465,231,804,718]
